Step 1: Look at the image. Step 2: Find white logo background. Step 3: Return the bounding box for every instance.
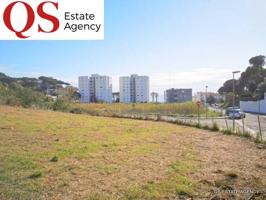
[0,0,104,40]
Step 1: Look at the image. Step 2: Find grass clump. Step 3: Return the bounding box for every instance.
[50,156,59,162]
[221,128,233,135]
[28,171,42,179]
[225,171,238,179]
[202,124,210,130]
[210,123,219,132]
[195,123,203,129]
[255,133,262,144]
[242,131,252,138]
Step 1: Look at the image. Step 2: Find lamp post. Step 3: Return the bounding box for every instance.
[232,71,240,132]
[205,86,208,119]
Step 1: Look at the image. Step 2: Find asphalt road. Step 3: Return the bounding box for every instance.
[161,112,266,141]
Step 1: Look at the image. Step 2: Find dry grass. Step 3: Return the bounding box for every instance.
[71,102,219,117]
[0,105,265,200]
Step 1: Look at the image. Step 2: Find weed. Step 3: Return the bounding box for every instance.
[28,171,42,179]
[242,131,252,138]
[211,123,219,132]
[50,156,59,162]
[221,128,233,135]
[255,133,262,143]
[202,124,210,130]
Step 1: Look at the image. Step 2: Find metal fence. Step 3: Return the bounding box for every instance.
[113,113,266,142]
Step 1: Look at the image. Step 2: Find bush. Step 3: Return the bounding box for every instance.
[52,99,69,111]
[0,82,53,109]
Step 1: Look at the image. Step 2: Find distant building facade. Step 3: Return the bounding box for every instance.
[164,88,192,103]
[194,92,224,102]
[120,75,149,103]
[78,74,112,103]
[79,76,90,103]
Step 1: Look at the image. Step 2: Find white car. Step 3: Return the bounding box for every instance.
[228,109,246,119]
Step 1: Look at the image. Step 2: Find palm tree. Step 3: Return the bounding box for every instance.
[155,93,159,103]
[151,92,156,103]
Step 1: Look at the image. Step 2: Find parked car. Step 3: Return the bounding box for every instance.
[228,109,246,119]
[226,107,239,116]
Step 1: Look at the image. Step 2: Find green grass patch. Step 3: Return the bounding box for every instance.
[125,156,197,199]
[0,105,201,199]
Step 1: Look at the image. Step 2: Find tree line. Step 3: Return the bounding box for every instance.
[0,73,80,110]
[218,55,266,106]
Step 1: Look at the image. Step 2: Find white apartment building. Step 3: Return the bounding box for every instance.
[78,76,90,103]
[90,74,112,103]
[119,76,131,103]
[78,74,112,103]
[120,75,149,103]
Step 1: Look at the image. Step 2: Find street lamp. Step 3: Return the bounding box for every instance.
[205,86,208,119]
[232,70,240,132]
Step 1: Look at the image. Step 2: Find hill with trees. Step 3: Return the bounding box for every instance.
[0,73,79,109]
[0,73,70,92]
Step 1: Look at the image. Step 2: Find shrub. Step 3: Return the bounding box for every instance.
[52,98,69,111]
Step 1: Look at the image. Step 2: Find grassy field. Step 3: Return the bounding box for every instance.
[70,102,220,117]
[0,105,265,200]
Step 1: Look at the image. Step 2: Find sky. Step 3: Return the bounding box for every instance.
[0,0,266,101]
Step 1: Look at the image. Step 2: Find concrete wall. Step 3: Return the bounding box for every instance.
[240,93,266,114]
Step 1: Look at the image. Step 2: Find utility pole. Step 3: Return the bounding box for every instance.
[232,71,240,132]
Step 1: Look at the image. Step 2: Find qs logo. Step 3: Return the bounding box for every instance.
[3,1,59,39]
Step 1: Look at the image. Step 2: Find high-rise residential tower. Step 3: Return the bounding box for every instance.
[120,74,149,103]
[78,76,90,103]
[78,74,112,103]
